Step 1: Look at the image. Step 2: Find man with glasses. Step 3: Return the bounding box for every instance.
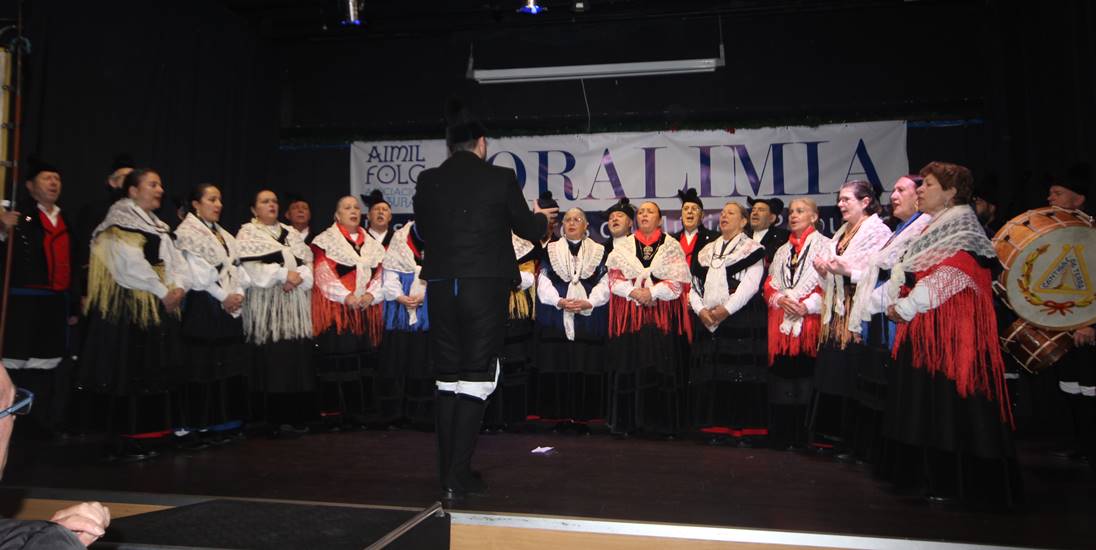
[0,365,111,548]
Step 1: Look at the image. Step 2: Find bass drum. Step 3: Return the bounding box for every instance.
[1000,318,1075,373]
[992,207,1096,331]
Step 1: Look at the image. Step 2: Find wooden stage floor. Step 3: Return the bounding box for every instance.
[2,428,1093,549]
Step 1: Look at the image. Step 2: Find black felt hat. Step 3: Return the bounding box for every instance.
[25,154,60,181]
[604,197,636,220]
[360,189,390,209]
[747,196,785,215]
[676,187,703,209]
[110,153,135,173]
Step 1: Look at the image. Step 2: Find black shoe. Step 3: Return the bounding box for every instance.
[573,424,591,436]
[737,437,755,449]
[926,494,955,504]
[612,431,631,440]
[706,436,732,446]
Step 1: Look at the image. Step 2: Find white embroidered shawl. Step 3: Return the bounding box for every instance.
[846,212,933,334]
[769,230,829,336]
[383,222,427,325]
[312,223,385,298]
[175,213,244,298]
[820,213,891,326]
[546,237,606,340]
[693,233,764,309]
[606,233,691,289]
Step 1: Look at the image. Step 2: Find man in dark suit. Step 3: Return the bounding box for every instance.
[0,157,80,437]
[413,101,557,499]
[747,197,790,267]
[670,188,716,267]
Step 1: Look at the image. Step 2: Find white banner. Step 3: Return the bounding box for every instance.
[351,121,907,216]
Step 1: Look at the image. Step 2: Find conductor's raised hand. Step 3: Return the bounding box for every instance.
[533,201,559,224]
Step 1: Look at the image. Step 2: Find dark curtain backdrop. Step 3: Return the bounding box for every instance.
[16,1,1093,228]
[20,0,280,231]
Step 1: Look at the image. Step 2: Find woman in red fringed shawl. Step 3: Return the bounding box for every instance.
[311,196,386,423]
[884,162,1019,506]
[605,201,692,437]
[764,198,829,451]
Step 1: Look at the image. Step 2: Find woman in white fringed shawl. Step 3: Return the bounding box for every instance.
[808,180,890,457]
[237,190,315,436]
[838,175,932,462]
[80,168,191,460]
[175,183,252,444]
[764,198,829,451]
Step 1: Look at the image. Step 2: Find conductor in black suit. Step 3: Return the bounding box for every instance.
[747,197,790,267]
[413,101,558,499]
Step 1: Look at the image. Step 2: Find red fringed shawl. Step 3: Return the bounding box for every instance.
[312,247,384,345]
[891,251,1013,426]
[762,273,822,365]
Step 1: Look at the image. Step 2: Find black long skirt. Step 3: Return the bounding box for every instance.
[606,325,686,435]
[377,329,432,427]
[689,309,768,433]
[181,291,248,383]
[79,301,183,397]
[533,329,607,422]
[881,342,1022,506]
[768,354,815,449]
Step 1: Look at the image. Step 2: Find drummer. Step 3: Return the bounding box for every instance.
[1045,162,1094,469]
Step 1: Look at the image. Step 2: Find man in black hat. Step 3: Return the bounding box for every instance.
[747,197,789,267]
[603,197,636,253]
[362,189,395,249]
[282,194,316,244]
[0,156,80,438]
[413,99,557,499]
[671,188,715,267]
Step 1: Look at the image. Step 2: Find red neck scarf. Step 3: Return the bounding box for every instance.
[634,228,663,247]
[787,226,815,254]
[338,224,364,246]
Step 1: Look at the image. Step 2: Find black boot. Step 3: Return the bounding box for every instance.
[445,394,488,498]
[435,390,458,491]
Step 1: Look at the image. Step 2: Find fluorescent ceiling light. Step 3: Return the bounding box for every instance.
[469,50,724,84]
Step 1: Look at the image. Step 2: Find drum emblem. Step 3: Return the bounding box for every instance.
[1018,244,1095,315]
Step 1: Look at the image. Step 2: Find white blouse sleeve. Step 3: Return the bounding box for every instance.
[242,261,288,289]
[518,270,535,291]
[101,233,169,299]
[893,265,973,322]
[537,270,563,307]
[650,279,682,301]
[383,269,404,301]
[185,252,228,302]
[587,274,610,309]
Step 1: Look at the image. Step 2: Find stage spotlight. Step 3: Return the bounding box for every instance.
[571,1,589,12]
[341,0,363,26]
[517,1,546,15]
